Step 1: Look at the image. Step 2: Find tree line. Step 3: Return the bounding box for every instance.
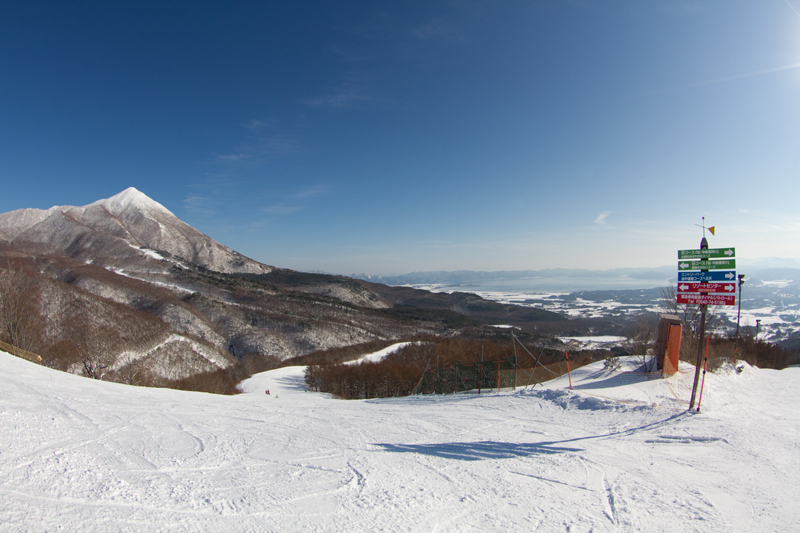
[0,255,283,393]
[304,336,608,400]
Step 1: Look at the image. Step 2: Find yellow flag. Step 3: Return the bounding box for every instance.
[708,226,715,236]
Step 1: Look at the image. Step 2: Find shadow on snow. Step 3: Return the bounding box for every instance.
[570,369,660,391]
[374,440,583,461]
[375,412,690,461]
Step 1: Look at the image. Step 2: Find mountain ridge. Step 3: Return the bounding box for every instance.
[0,188,568,389]
[352,262,800,289]
[351,266,677,288]
[0,187,271,275]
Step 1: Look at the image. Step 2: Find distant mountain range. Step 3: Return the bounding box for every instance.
[351,267,677,288]
[351,262,800,349]
[352,260,800,290]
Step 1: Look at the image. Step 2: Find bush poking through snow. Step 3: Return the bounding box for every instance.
[603,355,620,371]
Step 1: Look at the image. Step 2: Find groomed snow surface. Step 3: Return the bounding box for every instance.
[2,351,798,532]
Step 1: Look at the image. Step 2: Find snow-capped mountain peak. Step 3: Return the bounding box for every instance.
[94,187,174,217]
[0,187,271,274]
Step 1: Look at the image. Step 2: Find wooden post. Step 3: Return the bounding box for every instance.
[656,314,682,371]
[434,358,438,395]
[663,324,683,376]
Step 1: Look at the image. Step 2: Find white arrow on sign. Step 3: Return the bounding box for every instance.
[679,262,690,269]
[725,272,735,279]
[725,249,734,256]
[725,284,735,292]
[679,284,689,291]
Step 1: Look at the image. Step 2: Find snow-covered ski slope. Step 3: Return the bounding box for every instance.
[1,351,798,532]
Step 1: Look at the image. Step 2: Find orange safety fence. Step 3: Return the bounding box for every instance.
[416,353,697,412]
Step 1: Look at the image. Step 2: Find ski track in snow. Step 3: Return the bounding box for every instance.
[1,352,799,532]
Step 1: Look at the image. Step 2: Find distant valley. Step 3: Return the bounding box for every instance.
[353,267,800,349]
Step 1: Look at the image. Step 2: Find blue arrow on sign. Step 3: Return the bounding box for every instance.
[678,270,737,282]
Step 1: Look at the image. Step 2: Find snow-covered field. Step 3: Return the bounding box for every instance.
[344,342,412,365]
[2,350,798,532]
[415,285,800,343]
[558,336,629,350]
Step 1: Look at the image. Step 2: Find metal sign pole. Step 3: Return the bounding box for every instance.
[689,234,709,410]
[679,219,737,410]
[734,274,745,360]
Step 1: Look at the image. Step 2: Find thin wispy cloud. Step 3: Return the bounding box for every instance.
[302,71,392,110]
[645,62,800,95]
[216,153,249,162]
[242,119,272,132]
[412,18,462,43]
[214,136,302,164]
[593,211,611,225]
[414,20,445,40]
[331,44,371,63]
[263,204,302,215]
[183,194,217,216]
[295,185,328,198]
[261,186,330,215]
[263,137,302,156]
[785,0,800,19]
[303,81,372,109]
[648,0,705,15]
[184,176,271,219]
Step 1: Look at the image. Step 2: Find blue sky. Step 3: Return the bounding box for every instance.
[2,1,799,274]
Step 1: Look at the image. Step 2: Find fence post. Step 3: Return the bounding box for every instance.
[565,351,573,390]
[697,336,710,412]
[512,339,518,391]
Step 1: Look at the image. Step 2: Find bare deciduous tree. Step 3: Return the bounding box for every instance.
[63,298,115,380]
[0,258,44,353]
[623,313,657,369]
[83,359,108,379]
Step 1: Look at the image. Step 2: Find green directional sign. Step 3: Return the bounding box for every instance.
[678,259,736,271]
[678,247,735,260]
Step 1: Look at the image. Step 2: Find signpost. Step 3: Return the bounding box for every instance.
[678,259,736,271]
[678,270,736,282]
[677,249,738,308]
[676,294,736,306]
[677,282,736,294]
[678,248,735,260]
[679,218,737,412]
